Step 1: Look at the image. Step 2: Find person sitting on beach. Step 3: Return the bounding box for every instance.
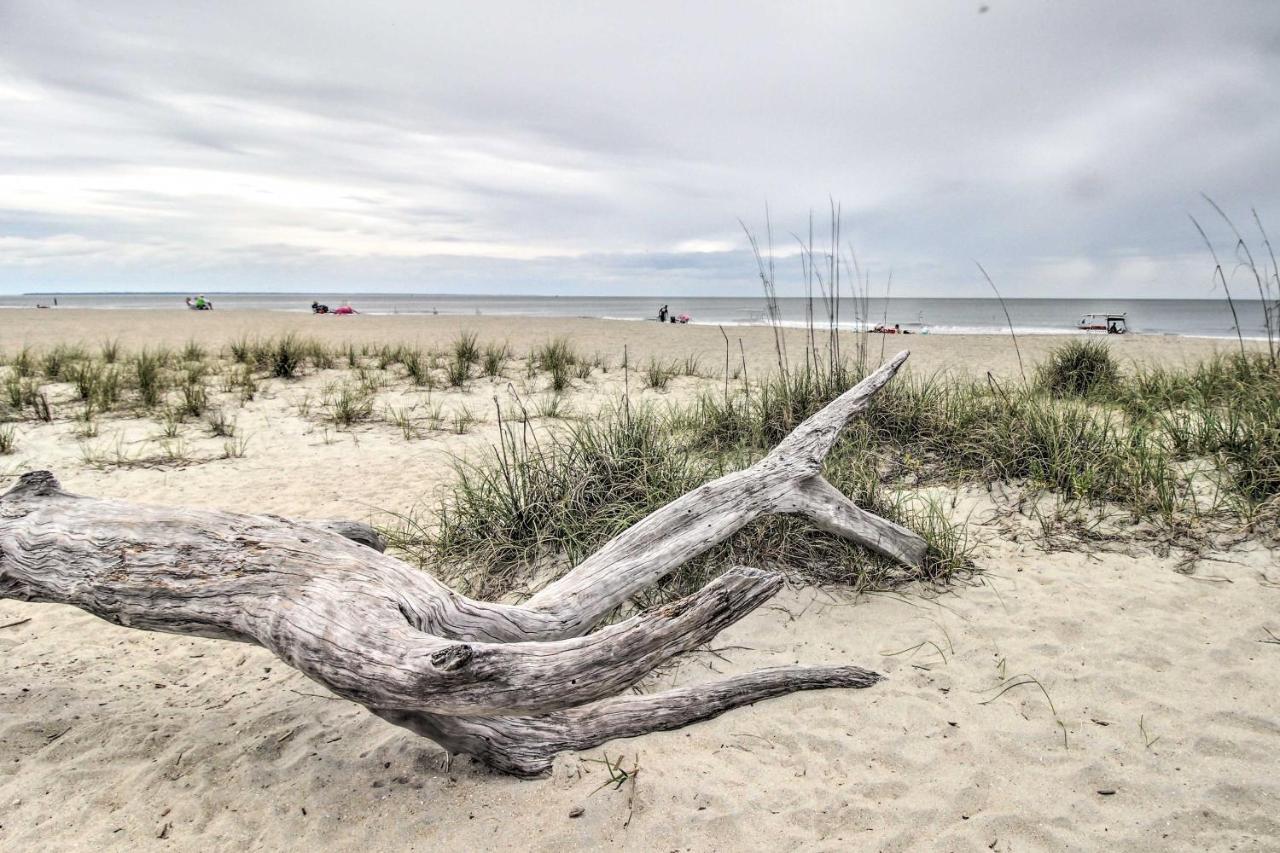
[311,301,330,314]
[658,304,668,322]
[332,304,358,315]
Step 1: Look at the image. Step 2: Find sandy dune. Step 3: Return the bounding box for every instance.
[1,313,1277,850]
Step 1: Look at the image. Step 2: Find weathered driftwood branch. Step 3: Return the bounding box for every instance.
[0,351,922,776]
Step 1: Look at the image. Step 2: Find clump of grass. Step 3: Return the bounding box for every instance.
[642,358,676,390]
[324,382,375,426]
[41,344,88,381]
[179,372,208,417]
[222,435,250,459]
[157,407,183,439]
[230,365,257,402]
[481,343,510,378]
[376,344,401,370]
[531,338,579,375]
[0,424,16,454]
[206,409,236,437]
[156,436,190,464]
[446,354,470,388]
[11,347,36,378]
[423,399,446,431]
[73,404,99,439]
[133,348,169,409]
[3,374,20,409]
[386,405,419,440]
[453,331,481,366]
[80,432,142,469]
[265,334,304,378]
[1036,339,1119,398]
[229,336,253,364]
[356,366,386,394]
[70,361,102,402]
[306,340,335,370]
[535,393,572,420]
[95,365,122,409]
[100,338,122,364]
[4,374,35,411]
[451,406,481,434]
[549,360,573,393]
[403,348,436,387]
[181,339,206,364]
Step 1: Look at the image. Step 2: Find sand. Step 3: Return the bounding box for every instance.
[4,308,1268,380]
[1,311,1278,851]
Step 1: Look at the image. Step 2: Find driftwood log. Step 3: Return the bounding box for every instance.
[0,350,924,777]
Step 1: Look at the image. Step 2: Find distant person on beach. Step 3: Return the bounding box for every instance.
[311,301,330,314]
[186,295,213,310]
[658,304,668,322]
[332,304,358,315]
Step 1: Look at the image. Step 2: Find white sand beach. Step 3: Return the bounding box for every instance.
[1,313,1277,851]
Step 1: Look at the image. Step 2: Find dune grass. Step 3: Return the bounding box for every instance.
[1035,339,1120,398]
[386,390,974,603]
[386,338,1278,611]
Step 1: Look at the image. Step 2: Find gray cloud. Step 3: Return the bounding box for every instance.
[2,0,1280,297]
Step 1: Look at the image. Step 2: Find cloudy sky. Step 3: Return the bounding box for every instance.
[2,1,1279,297]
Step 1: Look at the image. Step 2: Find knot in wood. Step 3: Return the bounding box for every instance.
[430,644,474,672]
[6,471,62,498]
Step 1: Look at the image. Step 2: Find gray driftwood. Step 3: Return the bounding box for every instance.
[0,350,923,777]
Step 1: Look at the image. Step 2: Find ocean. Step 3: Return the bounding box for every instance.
[0,293,1273,340]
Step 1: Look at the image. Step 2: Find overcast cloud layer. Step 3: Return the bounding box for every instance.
[2,1,1279,297]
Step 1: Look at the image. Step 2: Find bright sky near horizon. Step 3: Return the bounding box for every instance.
[1,1,1279,298]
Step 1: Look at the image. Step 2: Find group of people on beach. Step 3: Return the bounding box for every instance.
[312,301,357,315]
[656,304,690,324]
[185,295,213,310]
